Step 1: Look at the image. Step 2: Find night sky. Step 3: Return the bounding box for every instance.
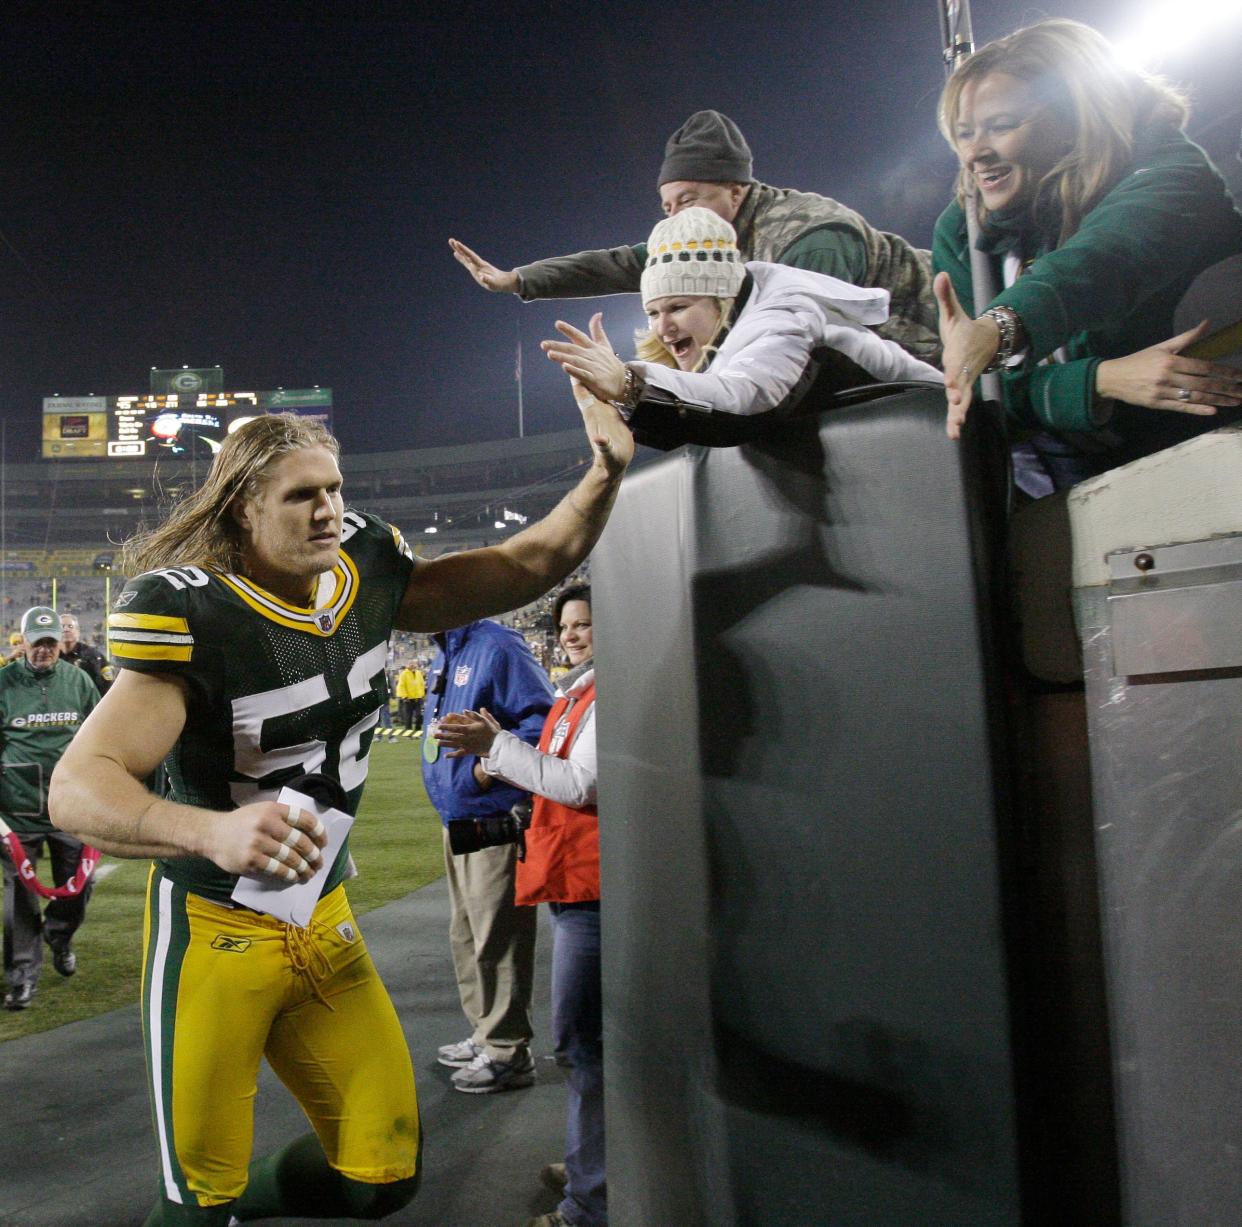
[2,1,1239,462]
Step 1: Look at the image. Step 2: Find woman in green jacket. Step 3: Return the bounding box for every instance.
[932,19,1242,493]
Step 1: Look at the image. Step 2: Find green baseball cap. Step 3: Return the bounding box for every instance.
[21,606,63,643]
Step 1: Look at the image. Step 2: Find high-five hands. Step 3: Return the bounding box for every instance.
[542,312,628,404]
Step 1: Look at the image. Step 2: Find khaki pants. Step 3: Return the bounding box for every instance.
[442,826,536,1059]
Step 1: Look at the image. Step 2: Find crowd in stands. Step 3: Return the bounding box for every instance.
[1,579,109,649]
[385,563,589,685]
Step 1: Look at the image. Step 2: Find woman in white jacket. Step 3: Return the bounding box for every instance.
[541,206,942,449]
[436,586,603,1227]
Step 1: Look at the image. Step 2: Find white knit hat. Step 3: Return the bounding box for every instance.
[640,207,745,307]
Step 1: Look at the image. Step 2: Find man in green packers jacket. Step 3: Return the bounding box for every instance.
[449,109,940,364]
[1,606,100,1010]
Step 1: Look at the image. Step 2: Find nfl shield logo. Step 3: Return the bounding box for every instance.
[316,611,335,633]
[453,664,472,687]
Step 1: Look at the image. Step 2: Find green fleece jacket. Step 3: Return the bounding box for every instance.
[0,658,99,833]
[933,122,1242,449]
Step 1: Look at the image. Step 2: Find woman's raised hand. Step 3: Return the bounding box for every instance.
[1095,321,1242,414]
[935,271,1003,440]
[542,312,627,404]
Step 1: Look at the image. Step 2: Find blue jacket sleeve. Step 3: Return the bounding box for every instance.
[486,640,554,747]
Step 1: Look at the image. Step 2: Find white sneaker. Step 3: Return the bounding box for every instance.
[437,1037,483,1068]
[451,1047,536,1094]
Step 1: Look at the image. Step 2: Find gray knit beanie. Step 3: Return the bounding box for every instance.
[640,208,746,306]
[657,110,754,187]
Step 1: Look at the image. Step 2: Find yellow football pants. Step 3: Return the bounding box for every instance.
[141,869,419,1210]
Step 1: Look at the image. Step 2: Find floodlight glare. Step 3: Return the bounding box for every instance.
[1114,0,1242,67]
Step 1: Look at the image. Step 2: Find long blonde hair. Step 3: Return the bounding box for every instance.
[938,19,1189,241]
[120,414,340,577]
[634,296,737,371]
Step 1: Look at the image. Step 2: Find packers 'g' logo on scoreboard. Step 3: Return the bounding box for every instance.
[170,370,205,393]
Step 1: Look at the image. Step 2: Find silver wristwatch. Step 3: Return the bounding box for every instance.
[981,305,1023,373]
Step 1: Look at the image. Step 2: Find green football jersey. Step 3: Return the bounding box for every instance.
[108,510,413,903]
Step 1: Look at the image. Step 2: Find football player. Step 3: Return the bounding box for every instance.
[49,403,631,1226]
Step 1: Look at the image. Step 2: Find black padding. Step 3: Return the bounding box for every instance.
[593,388,1024,1226]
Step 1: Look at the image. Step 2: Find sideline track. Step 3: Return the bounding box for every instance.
[0,877,566,1227]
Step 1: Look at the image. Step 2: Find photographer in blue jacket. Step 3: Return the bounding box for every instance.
[421,618,553,1093]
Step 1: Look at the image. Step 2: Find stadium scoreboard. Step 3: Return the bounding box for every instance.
[42,389,332,460]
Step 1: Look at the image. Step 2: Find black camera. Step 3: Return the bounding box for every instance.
[448,800,532,859]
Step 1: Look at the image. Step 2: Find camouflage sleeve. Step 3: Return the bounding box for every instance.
[775,225,869,286]
[515,242,646,301]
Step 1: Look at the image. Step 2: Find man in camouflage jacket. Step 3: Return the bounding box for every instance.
[450,109,940,364]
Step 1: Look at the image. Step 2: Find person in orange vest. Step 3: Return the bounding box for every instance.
[436,583,602,1227]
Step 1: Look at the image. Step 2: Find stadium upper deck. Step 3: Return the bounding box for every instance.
[1,428,602,558]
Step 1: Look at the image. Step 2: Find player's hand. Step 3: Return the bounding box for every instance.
[572,379,634,480]
[448,238,520,294]
[541,313,627,403]
[205,801,327,884]
[437,708,504,758]
[935,271,1000,439]
[1095,321,1241,414]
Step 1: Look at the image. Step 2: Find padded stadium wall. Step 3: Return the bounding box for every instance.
[592,389,1027,1226]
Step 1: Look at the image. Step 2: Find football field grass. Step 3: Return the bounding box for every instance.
[0,736,443,1043]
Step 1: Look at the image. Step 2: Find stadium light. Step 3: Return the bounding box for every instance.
[1113,0,1242,67]
[424,526,438,534]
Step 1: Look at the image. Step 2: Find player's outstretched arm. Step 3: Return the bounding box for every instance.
[396,385,633,632]
[49,670,324,881]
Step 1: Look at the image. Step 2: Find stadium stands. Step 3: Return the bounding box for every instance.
[0,429,604,662]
